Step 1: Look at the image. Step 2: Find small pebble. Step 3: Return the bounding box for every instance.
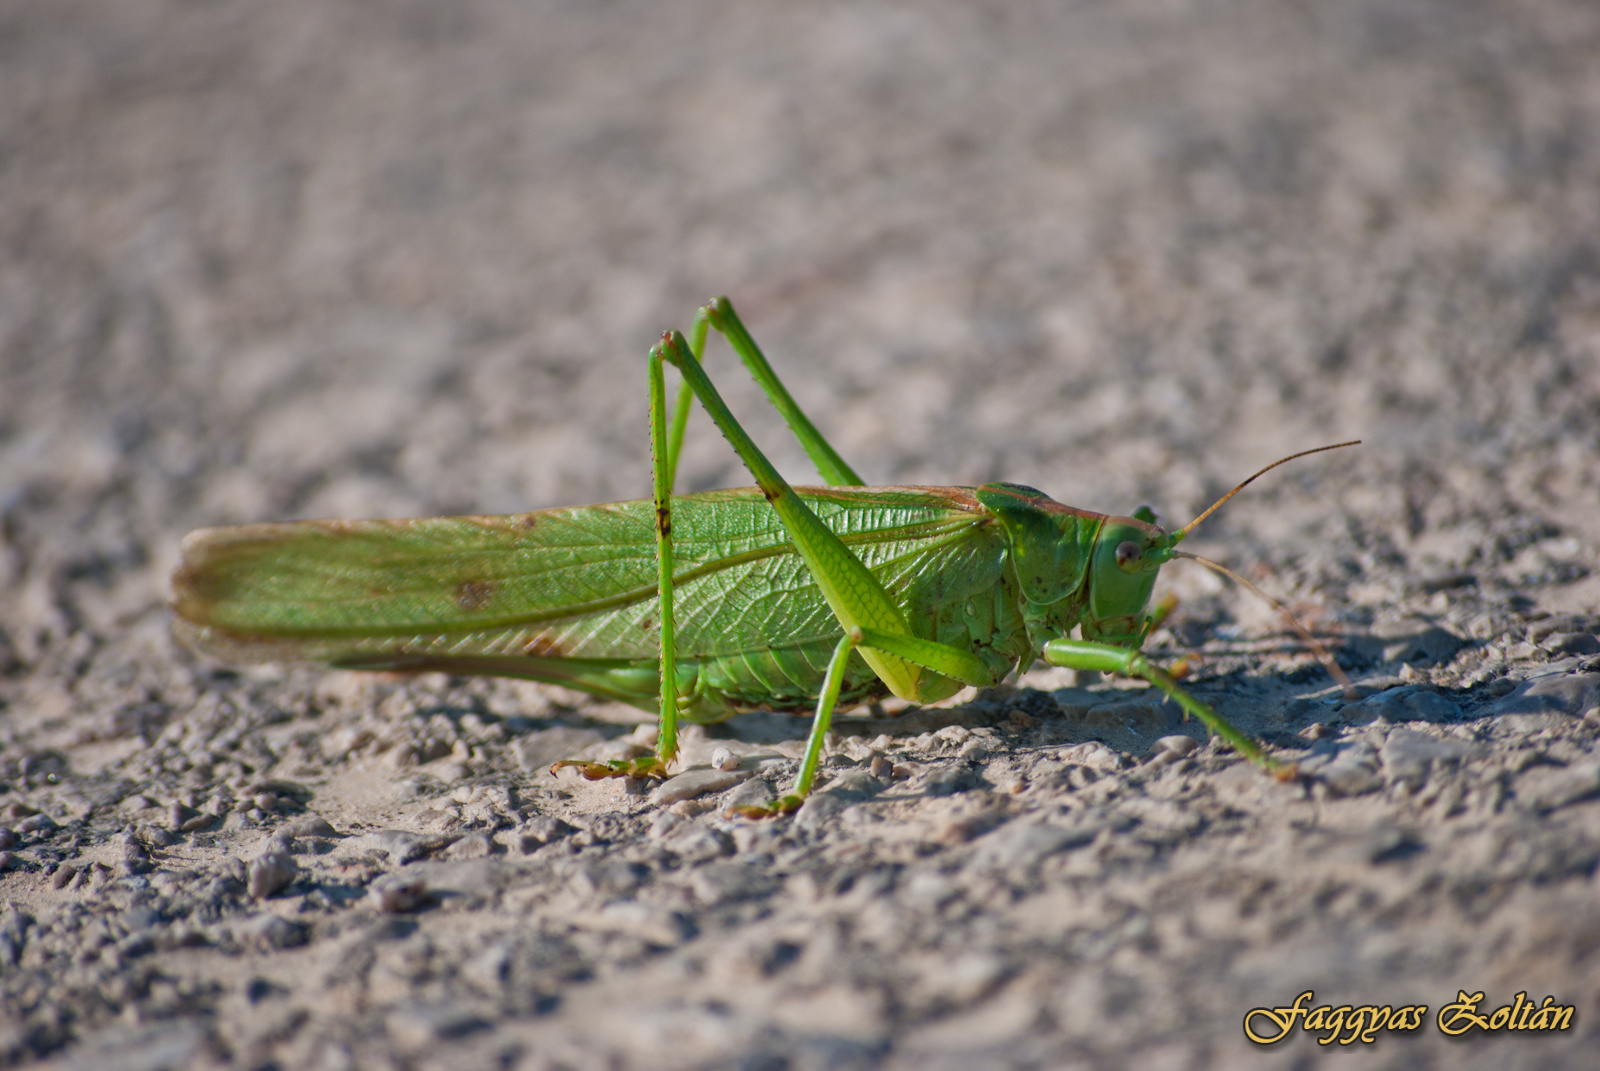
[17,813,57,835]
[51,863,78,890]
[444,833,495,860]
[722,777,777,815]
[710,746,739,771]
[367,829,455,864]
[1543,632,1600,657]
[1055,741,1124,772]
[235,914,307,950]
[649,767,751,805]
[1505,640,1539,661]
[1311,744,1383,797]
[649,810,686,839]
[369,875,429,913]
[285,815,338,838]
[433,762,469,783]
[1153,735,1200,757]
[119,831,154,875]
[247,844,300,899]
[518,814,574,849]
[923,765,979,796]
[870,755,893,780]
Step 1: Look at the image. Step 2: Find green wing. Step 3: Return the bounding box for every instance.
[172,486,1002,690]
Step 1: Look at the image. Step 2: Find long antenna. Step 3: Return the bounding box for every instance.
[1173,550,1360,701]
[1178,441,1360,538]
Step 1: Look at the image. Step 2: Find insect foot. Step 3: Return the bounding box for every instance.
[549,756,672,782]
[731,793,804,820]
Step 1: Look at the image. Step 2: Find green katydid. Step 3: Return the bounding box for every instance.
[171,296,1357,815]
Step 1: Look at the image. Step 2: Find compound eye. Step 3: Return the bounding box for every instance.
[1114,540,1143,572]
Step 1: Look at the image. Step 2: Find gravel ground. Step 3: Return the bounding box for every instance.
[4,1,1600,1068]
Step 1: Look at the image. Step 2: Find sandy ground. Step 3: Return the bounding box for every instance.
[3,1,1600,1068]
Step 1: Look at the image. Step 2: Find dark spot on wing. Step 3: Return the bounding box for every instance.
[454,579,496,611]
[523,632,567,657]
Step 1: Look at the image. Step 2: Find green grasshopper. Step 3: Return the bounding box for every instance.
[172,297,1355,815]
